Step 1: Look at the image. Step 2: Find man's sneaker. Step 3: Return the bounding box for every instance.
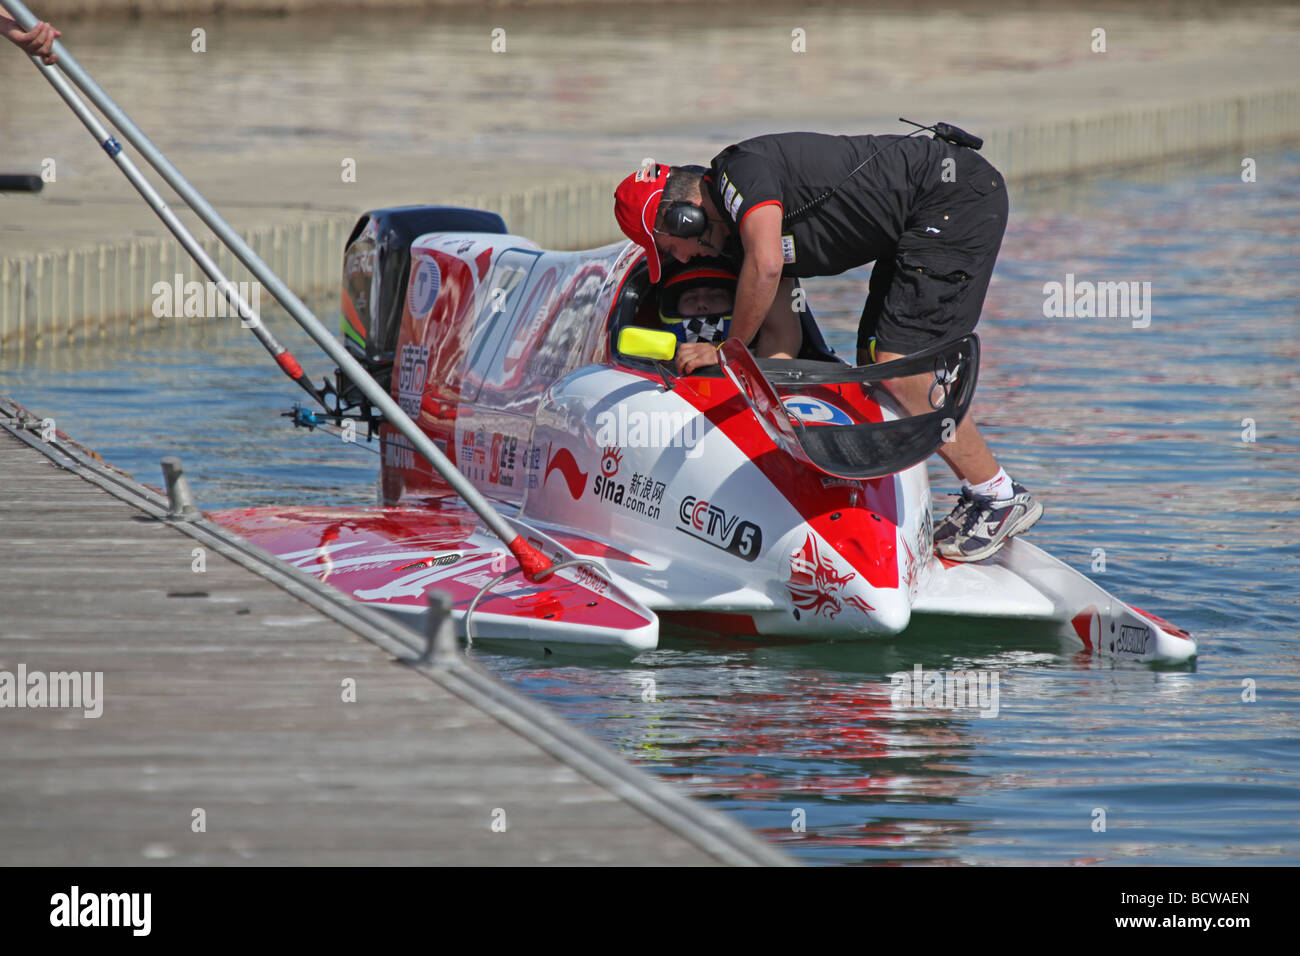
[933,487,984,543]
[935,483,1043,562]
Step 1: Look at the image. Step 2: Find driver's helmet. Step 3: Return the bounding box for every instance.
[658,261,737,345]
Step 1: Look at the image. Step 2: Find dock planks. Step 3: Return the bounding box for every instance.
[0,417,790,866]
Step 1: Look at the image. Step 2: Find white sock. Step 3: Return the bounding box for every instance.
[968,468,1013,501]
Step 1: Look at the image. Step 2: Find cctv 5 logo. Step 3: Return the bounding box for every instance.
[677,496,763,562]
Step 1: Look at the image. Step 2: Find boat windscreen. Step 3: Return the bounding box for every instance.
[728,334,980,480]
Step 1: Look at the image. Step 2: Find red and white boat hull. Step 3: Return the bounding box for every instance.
[208,208,1198,663]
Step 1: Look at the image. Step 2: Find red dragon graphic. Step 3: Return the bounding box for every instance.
[787,534,874,619]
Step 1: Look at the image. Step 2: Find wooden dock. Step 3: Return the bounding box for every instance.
[0,396,791,866]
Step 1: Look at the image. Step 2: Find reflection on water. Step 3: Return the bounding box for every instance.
[2,152,1297,865]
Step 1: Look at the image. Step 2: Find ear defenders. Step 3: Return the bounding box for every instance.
[659,201,708,239]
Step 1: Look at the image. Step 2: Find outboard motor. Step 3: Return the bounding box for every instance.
[340,205,508,400]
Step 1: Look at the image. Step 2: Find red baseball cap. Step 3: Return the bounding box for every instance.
[614,161,670,283]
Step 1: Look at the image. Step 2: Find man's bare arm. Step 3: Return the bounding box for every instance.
[727,203,785,346]
[674,204,790,373]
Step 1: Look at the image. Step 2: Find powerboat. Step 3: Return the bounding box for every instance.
[210,205,1197,663]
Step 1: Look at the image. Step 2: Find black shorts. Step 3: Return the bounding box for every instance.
[858,150,1008,356]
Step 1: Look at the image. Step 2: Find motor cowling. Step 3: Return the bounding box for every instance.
[340,206,508,390]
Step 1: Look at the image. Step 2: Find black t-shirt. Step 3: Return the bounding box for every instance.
[705,131,952,278]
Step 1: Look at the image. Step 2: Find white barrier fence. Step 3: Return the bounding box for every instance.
[3,87,1298,351]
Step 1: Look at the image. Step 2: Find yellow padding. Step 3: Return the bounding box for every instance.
[617,326,678,361]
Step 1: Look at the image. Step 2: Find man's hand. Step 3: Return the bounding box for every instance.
[2,17,61,65]
[675,341,720,375]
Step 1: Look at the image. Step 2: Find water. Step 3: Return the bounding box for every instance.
[2,151,1297,865]
[4,3,1297,182]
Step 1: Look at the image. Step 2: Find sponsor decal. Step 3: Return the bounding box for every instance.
[782,395,852,425]
[676,495,762,561]
[591,447,664,521]
[497,434,519,486]
[719,172,743,221]
[385,432,416,471]
[600,446,622,477]
[460,429,486,481]
[461,430,520,487]
[406,258,441,321]
[522,440,547,489]
[1115,623,1150,655]
[1074,609,1151,656]
[544,447,588,500]
[781,234,796,264]
[396,342,429,417]
[787,534,874,618]
[574,564,608,595]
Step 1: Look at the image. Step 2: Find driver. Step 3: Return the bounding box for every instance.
[616,162,804,365]
[657,263,737,346]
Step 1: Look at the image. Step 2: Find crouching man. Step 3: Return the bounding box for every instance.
[614,131,1041,562]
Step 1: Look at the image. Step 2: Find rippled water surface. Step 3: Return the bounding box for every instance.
[2,152,1297,865]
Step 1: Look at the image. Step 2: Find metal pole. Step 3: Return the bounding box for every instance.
[26,54,321,403]
[8,0,549,577]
